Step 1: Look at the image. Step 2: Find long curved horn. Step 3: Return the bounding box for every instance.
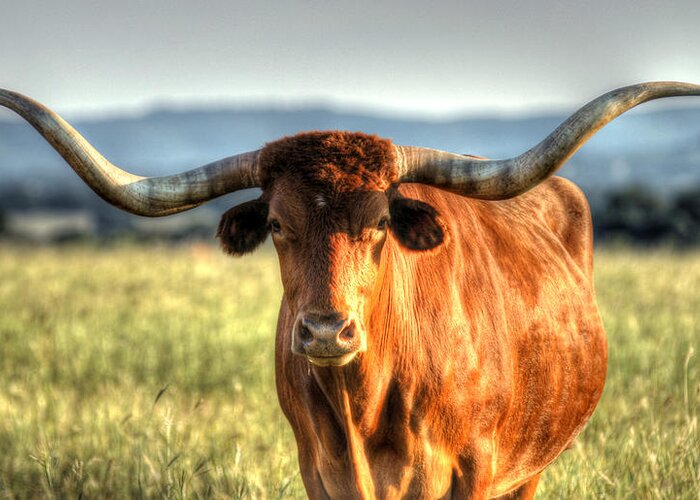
[0,89,260,216]
[397,82,700,200]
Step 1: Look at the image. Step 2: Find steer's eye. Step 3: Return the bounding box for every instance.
[270,219,282,234]
[377,218,389,231]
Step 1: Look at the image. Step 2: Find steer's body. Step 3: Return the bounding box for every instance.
[275,178,607,498]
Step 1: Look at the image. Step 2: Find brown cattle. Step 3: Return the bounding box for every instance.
[1,82,699,498]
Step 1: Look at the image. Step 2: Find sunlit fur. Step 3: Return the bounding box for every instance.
[219,131,607,498]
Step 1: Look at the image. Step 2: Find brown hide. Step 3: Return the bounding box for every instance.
[231,132,606,498]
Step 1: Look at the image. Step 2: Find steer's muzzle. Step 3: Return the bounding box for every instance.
[292,312,364,366]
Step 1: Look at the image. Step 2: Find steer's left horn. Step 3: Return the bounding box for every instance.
[397,81,700,200]
[0,89,261,216]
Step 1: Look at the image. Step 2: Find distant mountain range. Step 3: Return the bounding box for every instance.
[2,104,700,207]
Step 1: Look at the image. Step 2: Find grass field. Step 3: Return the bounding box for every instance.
[0,243,698,498]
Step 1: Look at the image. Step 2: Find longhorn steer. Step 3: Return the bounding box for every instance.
[1,82,699,498]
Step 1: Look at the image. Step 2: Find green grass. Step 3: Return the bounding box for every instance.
[0,244,697,498]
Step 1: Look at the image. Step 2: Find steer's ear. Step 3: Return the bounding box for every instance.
[217,199,270,256]
[389,196,447,251]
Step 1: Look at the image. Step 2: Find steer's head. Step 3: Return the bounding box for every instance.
[3,83,699,365]
[216,132,446,366]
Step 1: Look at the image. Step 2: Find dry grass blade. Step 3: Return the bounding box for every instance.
[154,384,169,406]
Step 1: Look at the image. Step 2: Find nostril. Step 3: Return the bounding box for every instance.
[299,325,313,343]
[339,325,355,342]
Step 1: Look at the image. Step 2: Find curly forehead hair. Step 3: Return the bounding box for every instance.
[258,131,398,192]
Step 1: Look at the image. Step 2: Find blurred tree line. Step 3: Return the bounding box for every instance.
[2,184,700,246]
[593,186,700,245]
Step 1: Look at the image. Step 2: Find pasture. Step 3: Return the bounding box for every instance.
[0,243,697,498]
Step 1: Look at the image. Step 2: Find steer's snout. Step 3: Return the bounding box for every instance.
[292,312,364,366]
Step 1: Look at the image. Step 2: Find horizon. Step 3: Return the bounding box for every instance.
[2,89,700,125]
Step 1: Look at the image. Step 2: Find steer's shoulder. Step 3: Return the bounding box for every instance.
[530,176,594,278]
[398,177,594,278]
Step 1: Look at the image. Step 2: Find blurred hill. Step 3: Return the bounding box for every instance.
[2,104,700,191]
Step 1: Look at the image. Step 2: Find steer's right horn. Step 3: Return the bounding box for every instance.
[0,89,261,216]
[397,81,700,200]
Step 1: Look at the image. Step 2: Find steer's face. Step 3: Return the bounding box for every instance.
[217,132,446,367]
[267,179,390,366]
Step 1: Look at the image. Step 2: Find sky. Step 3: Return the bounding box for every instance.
[1,0,700,119]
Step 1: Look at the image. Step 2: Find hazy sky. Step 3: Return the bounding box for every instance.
[2,0,700,118]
